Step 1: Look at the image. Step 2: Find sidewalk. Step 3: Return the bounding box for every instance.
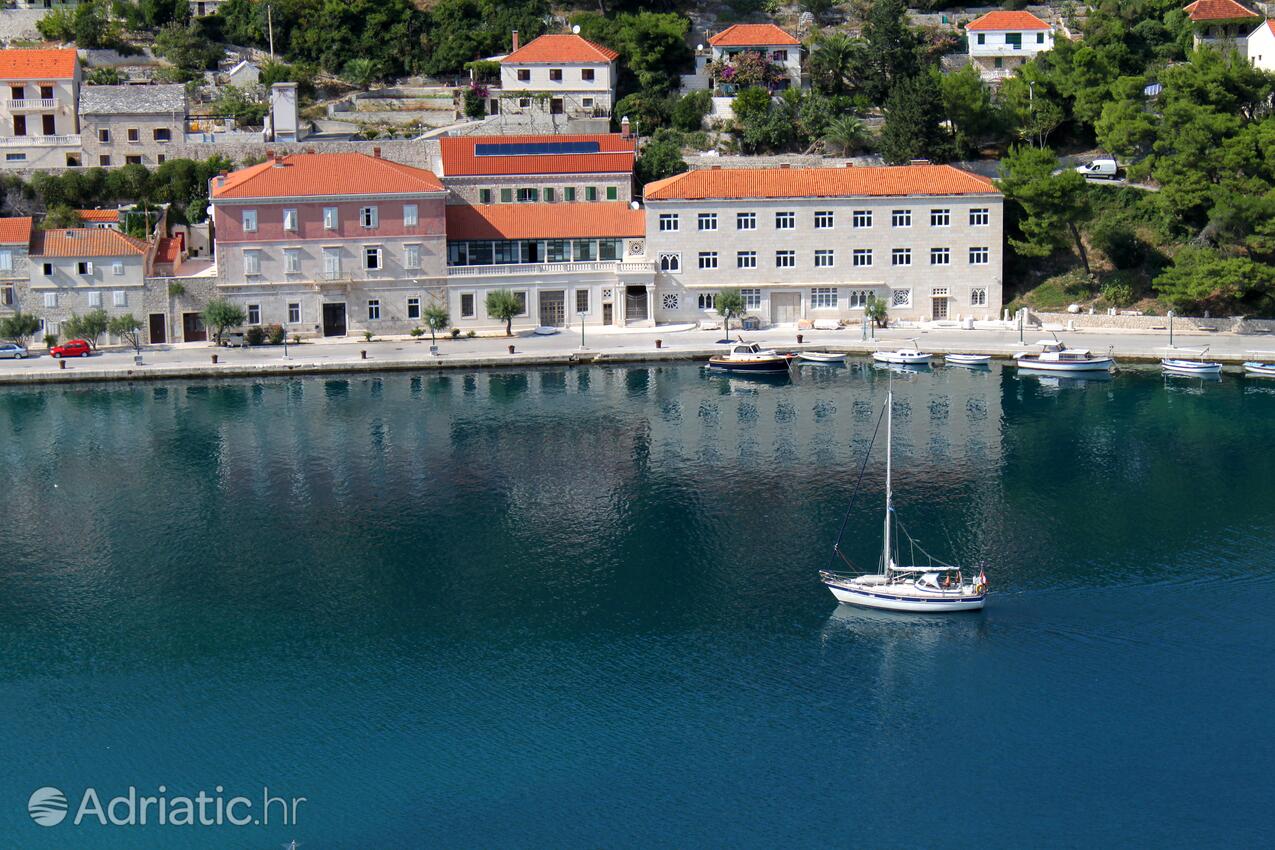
[2,324,1273,385]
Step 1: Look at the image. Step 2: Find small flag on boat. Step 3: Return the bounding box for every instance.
[977,568,987,590]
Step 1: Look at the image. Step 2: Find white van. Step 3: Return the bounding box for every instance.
[1075,158,1119,179]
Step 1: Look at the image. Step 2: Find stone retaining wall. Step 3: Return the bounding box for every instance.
[1030,310,1275,334]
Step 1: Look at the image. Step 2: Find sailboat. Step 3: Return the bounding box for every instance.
[819,387,988,612]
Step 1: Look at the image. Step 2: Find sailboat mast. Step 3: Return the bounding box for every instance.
[882,387,893,575]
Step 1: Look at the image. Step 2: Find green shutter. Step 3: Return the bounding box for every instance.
[606,186,618,200]
[545,188,555,203]
[586,186,597,201]
[500,188,512,203]
[480,189,491,204]
[565,187,576,201]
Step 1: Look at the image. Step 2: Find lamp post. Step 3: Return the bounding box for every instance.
[282,332,289,359]
[1018,308,1024,344]
[1168,309,1175,348]
[578,310,587,350]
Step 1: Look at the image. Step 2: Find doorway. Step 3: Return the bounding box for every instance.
[624,286,647,322]
[602,303,613,325]
[322,303,347,336]
[539,290,565,327]
[181,312,206,342]
[932,297,948,321]
[148,313,166,344]
[42,114,55,135]
[770,291,800,324]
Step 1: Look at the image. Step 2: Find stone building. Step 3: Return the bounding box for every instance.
[965,11,1055,81]
[493,33,618,129]
[0,48,81,170]
[79,84,186,168]
[0,217,33,319]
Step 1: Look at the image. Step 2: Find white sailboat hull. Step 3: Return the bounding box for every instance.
[1015,355,1113,372]
[873,351,932,365]
[824,580,986,612]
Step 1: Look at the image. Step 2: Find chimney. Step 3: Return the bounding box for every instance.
[373,146,381,158]
[215,173,226,188]
[266,149,275,160]
[512,30,519,52]
[620,116,631,139]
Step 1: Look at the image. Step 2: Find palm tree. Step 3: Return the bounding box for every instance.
[809,32,862,97]
[822,115,870,156]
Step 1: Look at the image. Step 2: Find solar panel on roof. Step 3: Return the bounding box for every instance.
[473,141,603,157]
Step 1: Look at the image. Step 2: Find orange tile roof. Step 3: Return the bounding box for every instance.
[708,24,801,47]
[502,33,619,64]
[1183,0,1260,22]
[31,228,148,257]
[0,216,32,245]
[439,134,636,177]
[155,234,182,265]
[966,11,1052,31]
[644,164,999,201]
[445,202,644,241]
[0,48,78,80]
[212,152,444,200]
[77,209,119,223]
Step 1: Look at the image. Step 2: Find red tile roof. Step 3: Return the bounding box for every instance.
[644,164,999,201]
[1183,0,1260,22]
[502,34,619,64]
[966,11,1052,31]
[708,24,801,47]
[439,134,636,177]
[445,202,644,241]
[155,234,182,265]
[0,48,78,80]
[211,152,444,200]
[0,216,32,245]
[77,209,119,223]
[31,228,148,257]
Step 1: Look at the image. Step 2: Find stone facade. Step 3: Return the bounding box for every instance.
[79,84,186,168]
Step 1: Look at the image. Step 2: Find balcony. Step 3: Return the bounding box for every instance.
[0,134,80,147]
[969,43,1049,58]
[447,260,655,277]
[6,98,58,111]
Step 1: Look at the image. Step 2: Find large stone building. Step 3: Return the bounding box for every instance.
[79,84,186,168]
[642,163,1004,326]
[0,48,81,170]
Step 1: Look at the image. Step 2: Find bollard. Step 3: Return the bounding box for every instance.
[211,353,218,364]
[655,339,663,349]
[508,344,516,354]
[59,359,66,370]
[796,333,804,344]
[360,350,367,360]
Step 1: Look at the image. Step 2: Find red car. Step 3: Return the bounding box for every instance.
[50,339,92,358]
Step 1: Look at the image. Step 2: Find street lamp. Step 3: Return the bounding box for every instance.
[1168,309,1175,348]
[578,310,588,350]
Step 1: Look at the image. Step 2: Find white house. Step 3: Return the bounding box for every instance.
[1248,19,1275,70]
[496,32,618,127]
[0,48,82,169]
[965,10,1055,80]
[705,23,802,92]
[1184,0,1262,56]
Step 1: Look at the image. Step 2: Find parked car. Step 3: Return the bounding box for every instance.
[0,342,29,359]
[50,339,92,358]
[222,331,246,347]
[1076,158,1119,179]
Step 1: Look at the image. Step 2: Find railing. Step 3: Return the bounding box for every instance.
[6,98,58,110]
[969,43,1048,57]
[0,133,80,147]
[446,260,654,277]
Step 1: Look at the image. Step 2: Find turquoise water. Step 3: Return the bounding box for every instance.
[1,363,1272,848]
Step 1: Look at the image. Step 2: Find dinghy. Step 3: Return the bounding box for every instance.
[797,351,847,364]
[1162,347,1222,375]
[1244,361,1275,378]
[944,353,991,366]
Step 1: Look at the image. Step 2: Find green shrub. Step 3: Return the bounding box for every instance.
[43,333,58,349]
[245,325,266,345]
[266,323,285,344]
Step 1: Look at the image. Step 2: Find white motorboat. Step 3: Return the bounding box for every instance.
[1015,338,1113,372]
[944,353,991,366]
[1162,347,1222,375]
[819,386,988,613]
[1244,361,1275,378]
[797,351,847,364]
[872,338,932,366]
[707,341,793,373]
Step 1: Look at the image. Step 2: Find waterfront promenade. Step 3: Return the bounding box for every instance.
[1,323,1273,384]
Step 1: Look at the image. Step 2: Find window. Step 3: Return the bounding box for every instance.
[460,293,475,318]
[404,243,421,269]
[741,288,761,310]
[606,186,618,201]
[513,292,528,314]
[323,248,341,277]
[930,247,951,265]
[599,239,621,261]
[849,290,869,308]
[736,212,756,230]
[517,69,530,82]
[892,289,911,307]
[76,261,93,275]
[125,156,142,166]
[1037,32,1045,44]
[892,248,912,266]
[111,262,124,276]
[814,249,835,268]
[698,213,717,231]
[153,128,171,142]
[367,300,380,320]
[44,291,57,308]
[99,155,111,166]
[582,68,595,81]
[1007,33,1022,49]
[517,97,531,109]
[113,290,126,307]
[127,128,139,142]
[544,188,556,203]
[546,239,570,262]
[242,209,257,232]
[549,69,563,81]
[98,128,110,143]
[500,188,513,203]
[564,187,576,202]
[360,206,378,228]
[977,33,985,45]
[283,208,298,231]
[247,304,261,325]
[1,286,12,306]
[288,302,301,323]
[573,239,595,261]
[736,250,757,269]
[659,214,679,232]
[323,207,338,229]
[970,208,990,226]
[516,188,539,203]
[698,293,715,310]
[930,208,950,227]
[662,293,679,311]
[284,248,300,273]
[0,249,10,271]
[775,211,795,229]
[658,252,681,273]
[6,153,25,162]
[814,210,834,229]
[811,287,838,309]
[480,189,492,204]
[698,251,718,270]
[243,250,260,275]
[853,249,873,267]
[775,250,795,268]
[772,50,789,62]
[407,297,421,320]
[364,246,382,270]
[969,246,990,265]
[42,263,52,276]
[88,290,102,307]
[852,210,873,228]
[971,288,987,306]
[576,289,589,313]
[586,186,598,201]
[157,155,166,164]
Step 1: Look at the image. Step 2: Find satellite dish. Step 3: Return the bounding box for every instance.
[572,24,581,34]
[696,43,703,52]
[630,201,640,210]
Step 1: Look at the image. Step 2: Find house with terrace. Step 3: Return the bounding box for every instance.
[1184,0,1262,56]
[705,24,803,94]
[491,32,619,131]
[965,10,1055,81]
[0,48,81,169]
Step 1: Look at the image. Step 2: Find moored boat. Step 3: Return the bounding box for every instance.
[872,338,932,366]
[1162,348,1222,375]
[945,353,991,366]
[707,341,793,373]
[1244,361,1275,378]
[797,351,847,364]
[1015,338,1113,372]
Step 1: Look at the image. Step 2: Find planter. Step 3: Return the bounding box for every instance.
[210,354,218,364]
[508,344,516,354]
[796,333,803,344]
[655,339,663,349]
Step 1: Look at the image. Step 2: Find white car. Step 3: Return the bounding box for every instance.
[0,341,29,359]
[1076,158,1119,179]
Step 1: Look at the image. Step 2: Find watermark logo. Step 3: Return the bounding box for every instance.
[28,787,68,827]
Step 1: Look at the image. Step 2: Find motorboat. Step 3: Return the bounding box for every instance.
[944,353,992,366]
[533,326,560,336]
[1015,338,1113,372]
[819,386,987,613]
[1162,347,1222,375]
[797,351,847,365]
[1244,361,1275,378]
[707,341,793,373]
[872,338,932,366]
